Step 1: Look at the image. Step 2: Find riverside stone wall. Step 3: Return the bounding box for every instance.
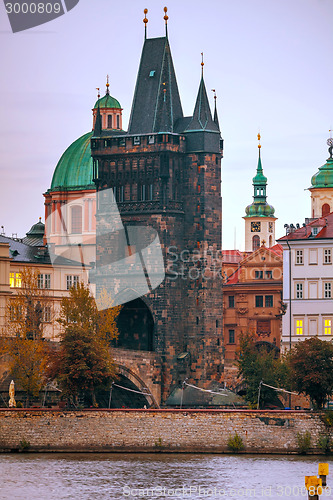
[0,409,330,454]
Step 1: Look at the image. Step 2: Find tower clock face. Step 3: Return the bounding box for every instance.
[251,221,261,232]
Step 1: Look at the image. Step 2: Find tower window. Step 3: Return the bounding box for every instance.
[117,115,120,129]
[107,115,113,129]
[71,206,82,234]
[252,235,260,251]
[322,203,330,217]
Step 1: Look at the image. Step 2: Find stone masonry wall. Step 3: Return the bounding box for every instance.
[0,410,330,454]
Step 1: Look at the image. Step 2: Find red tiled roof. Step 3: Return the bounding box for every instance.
[278,212,333,241]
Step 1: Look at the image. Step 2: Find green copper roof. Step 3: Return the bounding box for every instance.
[311,158,333,189]
[94,93,121,109]
[50,132,94,192]
[252,156,267,184]
[244,150,275,218]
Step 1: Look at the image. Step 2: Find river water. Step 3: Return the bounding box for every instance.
[0,453,332,500]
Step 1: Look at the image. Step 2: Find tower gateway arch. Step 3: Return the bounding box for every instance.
[91,10,224,406]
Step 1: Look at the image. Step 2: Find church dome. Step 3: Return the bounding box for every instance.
[245,202,275,217]
[49,132,94,192]
[310,157,333,189]
[94,94,121,109]
[26,219,45,237]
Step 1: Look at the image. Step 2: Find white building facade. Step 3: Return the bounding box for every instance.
[279,214,333,351]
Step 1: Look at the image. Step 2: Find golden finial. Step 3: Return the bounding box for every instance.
[201,52,204,76]
[211,89,216,100]
[257,132,261,149]
[164,6,168,36]
[143,8,148,39]
[96,87,100,99]
[106,75,110,95]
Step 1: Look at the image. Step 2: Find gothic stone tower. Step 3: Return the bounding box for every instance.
[91,25,224,403]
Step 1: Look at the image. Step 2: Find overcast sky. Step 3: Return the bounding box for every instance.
[0,0,332,249]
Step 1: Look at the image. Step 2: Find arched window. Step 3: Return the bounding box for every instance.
[116,298,154,351]
[269,235,273,247]
[107,115,113,129]
[252,235,260,251]
[322,203,330,216]
[71,206,82,234]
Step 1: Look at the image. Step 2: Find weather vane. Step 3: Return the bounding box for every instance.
[143,8,148,39]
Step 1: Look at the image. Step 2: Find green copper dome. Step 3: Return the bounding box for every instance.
[244,150,275,218]
[311,158,333,189]
[245,202,275,217]
[94,93,121,109]
[49,132,94,192]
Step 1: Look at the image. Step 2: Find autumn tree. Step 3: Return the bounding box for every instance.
[54,283,121,407]
[237,331,290,408]
[288,338,333,409]
[0,268,52,406]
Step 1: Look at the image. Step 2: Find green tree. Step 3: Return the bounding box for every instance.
[54,283,121,407]
[288,337,333,409]
[237,332,289,408]
[0,268,51,406]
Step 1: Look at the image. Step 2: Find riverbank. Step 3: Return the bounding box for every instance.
[0,409,331,454]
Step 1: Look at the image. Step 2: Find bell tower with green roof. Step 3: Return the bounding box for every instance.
[309,134,333,218]
[243,134,276,251]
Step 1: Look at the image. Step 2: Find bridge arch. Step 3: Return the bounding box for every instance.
[113,363,159,408]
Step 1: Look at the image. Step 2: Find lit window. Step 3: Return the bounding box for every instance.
[71,206,82,234]
[296,283,303,299]
[9,272,21,288]
[66,275,79,290]
[228,329,235,344]
[324,249,332,264]
[324,282,332,298]
[38,274,51,289]
[296,250,303,264]
[324,319,332,335]
[296,319,303,335]
[255,295,263,307]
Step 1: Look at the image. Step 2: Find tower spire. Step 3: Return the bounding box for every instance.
[163,6,168,37]
[143,8,148,40]
[106,75,110,95]
[212,89,220,130]
[201,52,204,77]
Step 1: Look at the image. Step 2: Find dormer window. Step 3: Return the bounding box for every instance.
[149,70,156,77]
[312,227,319,236]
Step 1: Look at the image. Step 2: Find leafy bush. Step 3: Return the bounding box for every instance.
[19,438,30,452]
[321,410,333,428]
[297,431,311,454]
[227,432,244,452]
[317,435,332,454]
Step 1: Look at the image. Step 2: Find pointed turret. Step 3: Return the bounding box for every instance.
[212,90,220,130]
[128,36,183,134]
[93,104,102,136]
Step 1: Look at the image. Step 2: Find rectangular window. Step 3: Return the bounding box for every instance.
[133,136,141,146]
[324,319,332,336]
[43,306,51,323]
[296,250,303,265]
[296,319,303,335]
[116,115,120,129]
[255,271,263,279]
[118,137,126,147]
[324,282,332,298]
[309,281,318,299]
[228,329,235,344]
[309,318,317,336]
[71,206,82,234]
[228,296,235,308]
[38,274,51,289]
[9,272,21,288]
[107,115,113,129]
[324,249,332,264]
[148,135,155,144]
[255,295,263,307]
[265,270,273,279]
[10,304,22,322]
[66,275,79,290]
[265,295,273,307]
[296,282,303,299]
